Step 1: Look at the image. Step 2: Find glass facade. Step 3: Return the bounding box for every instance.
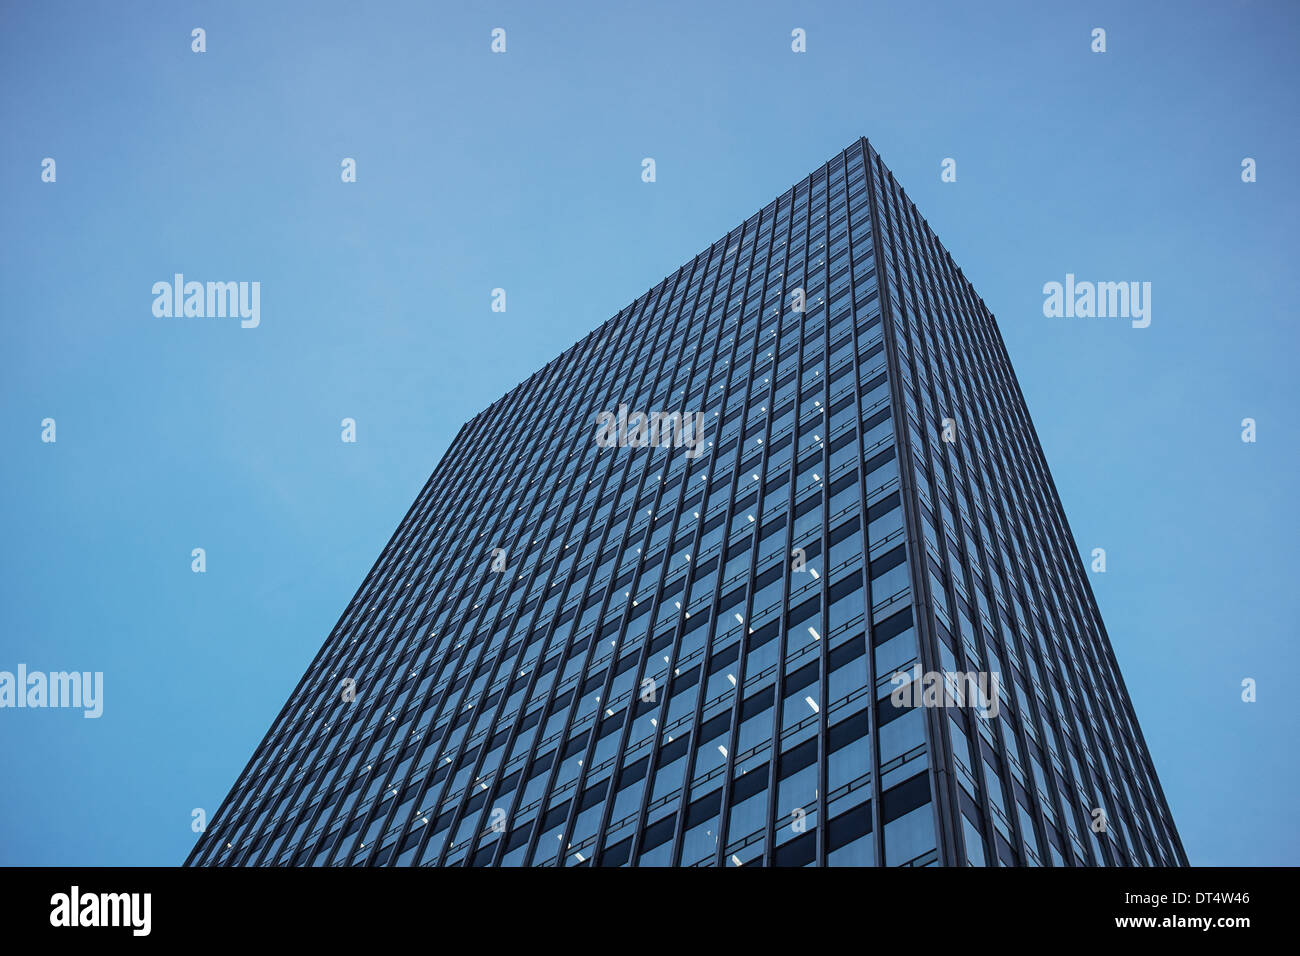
[187,138,1185,868]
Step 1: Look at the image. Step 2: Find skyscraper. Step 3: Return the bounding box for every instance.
[187,137,1185,868]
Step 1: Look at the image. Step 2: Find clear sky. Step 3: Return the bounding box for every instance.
[1,0,1296,866]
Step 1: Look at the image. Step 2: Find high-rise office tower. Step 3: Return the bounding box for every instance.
[188,138,1185,868]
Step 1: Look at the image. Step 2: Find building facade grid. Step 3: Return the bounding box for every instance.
[186,138,1185,868]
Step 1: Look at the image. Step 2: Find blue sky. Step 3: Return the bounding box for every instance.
[1,0,1296,866]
